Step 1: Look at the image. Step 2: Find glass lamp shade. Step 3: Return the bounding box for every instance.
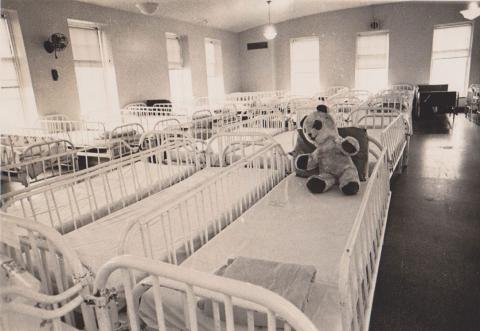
[460,2,480,20]
[263,24,277,40]
[136,2,159,15]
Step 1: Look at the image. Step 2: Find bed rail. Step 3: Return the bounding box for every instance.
[119,140,290,265]
[1,139,80,186]
[120,105,188,130]
[1,139,202,234]
[92,255,318,331]
[0,213,96,331]
[338,148,390,331]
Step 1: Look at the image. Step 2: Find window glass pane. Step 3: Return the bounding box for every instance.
[74,63,108,121]
[290,37,319,96]
[430,23,472,96]
[355,32,389,92]
[70,27,102,61]
[431,57,469,95]
[357,68,388,92]
[432,25,472,52]
[0,19,13,58]
[0,16,24,129]
[69,24,109,121]
[166,35,182,69]
[205,39,224,99]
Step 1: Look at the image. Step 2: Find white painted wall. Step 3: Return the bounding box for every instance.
[239,2,480,93]
[1,0,241,118]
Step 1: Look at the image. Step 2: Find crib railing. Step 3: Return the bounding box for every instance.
[119,140,290,265]
[1,139,202,234]
[338,148,390,331]
[1,139,80,186]
[380,115,409,176]
[92,255,318,331]
[391,83,414,91]
[120,105,188,130]
[0,213,96,331]
[221,113,289,136]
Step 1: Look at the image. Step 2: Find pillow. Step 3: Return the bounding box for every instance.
[199,257,316,327]
[337,127,368,181]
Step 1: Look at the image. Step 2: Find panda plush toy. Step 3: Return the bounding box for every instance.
[291,104,361,195]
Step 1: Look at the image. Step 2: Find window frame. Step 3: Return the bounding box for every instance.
[354,30,390,92]
[204,37,225,100]
[289,36,320,96]
[68,19,118,121]
[1,9,37,128]
[429,21,474,96]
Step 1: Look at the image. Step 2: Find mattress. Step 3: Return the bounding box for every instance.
[141,174,368,330]
[64,167,223,273]
[65,167,278,276]
[4,162,194,233]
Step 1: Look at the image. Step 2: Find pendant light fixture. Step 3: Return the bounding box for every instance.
[263,0,277,40]
[136,2,160,16]
[460,2,480,20]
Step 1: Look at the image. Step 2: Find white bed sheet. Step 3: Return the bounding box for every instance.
[65,167,280,274]
[64,167,223,273]
[139,174,366,330]
[4,162,194,232]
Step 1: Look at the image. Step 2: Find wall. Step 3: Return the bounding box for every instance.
[1,0,241,118]
[239,2,480,93]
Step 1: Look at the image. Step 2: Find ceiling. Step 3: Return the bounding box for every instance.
[76,0,400,33]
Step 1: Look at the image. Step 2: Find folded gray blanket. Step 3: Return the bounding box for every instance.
[200,256,317,327]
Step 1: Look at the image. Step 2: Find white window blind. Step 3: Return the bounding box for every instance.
[290,37,320,96]
[355,31,389,92]
[0,14,26,129]
[166,34,183,69]
[205,39,225,100]
[430,23,472,96]
[166,33,192,104]
[69,24,109,122]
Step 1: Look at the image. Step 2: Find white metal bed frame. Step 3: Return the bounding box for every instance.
[1,139,202,234]
[1,139,80,187]
[121,104,188,131]
[38,119,145,161]
[95,137,389,331]
[0,213,97,331]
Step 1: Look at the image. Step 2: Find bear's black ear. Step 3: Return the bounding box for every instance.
[299,115,307,128]
[317,104,327,113]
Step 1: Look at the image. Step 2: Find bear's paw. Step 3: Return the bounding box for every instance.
[306,177,327,194]
[341,181,359,195]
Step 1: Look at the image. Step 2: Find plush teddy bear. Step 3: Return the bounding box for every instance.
[293,104,361,195]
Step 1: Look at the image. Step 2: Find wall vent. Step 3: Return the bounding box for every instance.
[247,42,268,50]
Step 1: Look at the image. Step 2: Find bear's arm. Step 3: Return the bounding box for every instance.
[338,136,360,156]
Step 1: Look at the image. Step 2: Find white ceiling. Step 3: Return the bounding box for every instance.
[76,0,400,33]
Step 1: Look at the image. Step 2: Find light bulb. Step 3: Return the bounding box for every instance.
[263,24,277,40]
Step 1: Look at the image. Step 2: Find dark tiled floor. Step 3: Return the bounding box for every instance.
[370,115,480,331]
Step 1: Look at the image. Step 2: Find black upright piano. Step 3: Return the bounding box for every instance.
[417,84,458,119]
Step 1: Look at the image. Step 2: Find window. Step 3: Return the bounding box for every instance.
[166,33,192,105]
[205,39,225,100]
[69,20,118,122]
[430,23,473,96]
[1,12,36,130]
[355,31,389,92]
[290,37,320,96]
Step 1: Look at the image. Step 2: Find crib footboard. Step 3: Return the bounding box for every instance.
[0,213,96,331]
[380,115,410,176]
[338,149,390,331]
[92,255,318,331]
[1,139,202,234]
[119,140,290,264]
[1,139,79,186]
